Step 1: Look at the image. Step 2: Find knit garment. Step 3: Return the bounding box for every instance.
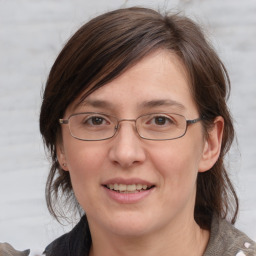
[204,216,256,256]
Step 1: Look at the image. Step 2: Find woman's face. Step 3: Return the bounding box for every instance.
[58,50,212,238]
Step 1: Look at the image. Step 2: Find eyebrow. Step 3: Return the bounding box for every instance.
[77,99,115,110]
[139,99,186,110]
[76,98,186,111]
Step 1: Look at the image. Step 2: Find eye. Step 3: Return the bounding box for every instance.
[89,116,105,125]
[74,113,112,128]
[147,115,175,126]
[153,116,171,125]
[85,115,110,126]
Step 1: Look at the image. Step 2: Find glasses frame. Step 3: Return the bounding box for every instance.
[59,112,202,141]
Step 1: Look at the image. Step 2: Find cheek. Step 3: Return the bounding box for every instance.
[149,143,201,214]
[65,141,106,174]
[149,139,203,192]
[63,142,107,205]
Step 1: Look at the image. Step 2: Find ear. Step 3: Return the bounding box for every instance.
[56,142,69,171]
[198,116,224,173]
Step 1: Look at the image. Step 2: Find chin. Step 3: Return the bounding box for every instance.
[111,223,151,237]
[103,212,157,237]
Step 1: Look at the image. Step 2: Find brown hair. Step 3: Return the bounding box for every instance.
[39,7,238,229]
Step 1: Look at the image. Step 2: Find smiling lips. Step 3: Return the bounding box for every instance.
[106,184,154,193]
[103,179,155,203]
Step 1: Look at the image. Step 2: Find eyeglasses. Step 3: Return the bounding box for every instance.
[59,112,202,141]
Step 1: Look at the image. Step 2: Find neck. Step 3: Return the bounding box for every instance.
[89,216,209,256]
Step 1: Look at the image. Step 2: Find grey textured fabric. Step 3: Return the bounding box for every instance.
[204,216,256,256]
[0,242,30,256]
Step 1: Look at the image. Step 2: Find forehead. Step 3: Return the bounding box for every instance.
[68,50,197,116]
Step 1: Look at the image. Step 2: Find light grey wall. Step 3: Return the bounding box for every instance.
[0,0,255,254]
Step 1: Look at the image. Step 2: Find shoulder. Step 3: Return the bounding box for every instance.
[204,215,256,256]
[43,228,72,256]
[43,216,91,256]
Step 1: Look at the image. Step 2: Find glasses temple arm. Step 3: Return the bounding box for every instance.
[186,117,202,125]
[59,119,69,124]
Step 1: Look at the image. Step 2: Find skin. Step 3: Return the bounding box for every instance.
[57,50,224,256]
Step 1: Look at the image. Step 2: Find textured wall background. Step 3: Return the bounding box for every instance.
[0,0,255,254]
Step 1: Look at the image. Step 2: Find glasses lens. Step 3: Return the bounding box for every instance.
[69,113,117,141]
[137,113,187,140]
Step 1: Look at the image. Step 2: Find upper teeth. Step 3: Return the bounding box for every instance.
[107,184,150,192]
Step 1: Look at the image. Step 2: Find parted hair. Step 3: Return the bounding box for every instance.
[39,7,238,229]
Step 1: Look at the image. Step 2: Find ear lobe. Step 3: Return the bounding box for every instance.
[198,116,224,173]
[56,143,69,171]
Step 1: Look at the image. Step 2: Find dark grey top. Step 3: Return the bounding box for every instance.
[44,215,256,256]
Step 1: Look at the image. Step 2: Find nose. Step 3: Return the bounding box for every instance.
[108,121,146,168]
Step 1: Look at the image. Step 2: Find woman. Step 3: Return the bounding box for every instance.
[40,7,256,256]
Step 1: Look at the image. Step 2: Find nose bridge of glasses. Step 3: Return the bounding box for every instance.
[115,118,137,130]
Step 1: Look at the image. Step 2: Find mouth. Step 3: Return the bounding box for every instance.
[104,184,155,193]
